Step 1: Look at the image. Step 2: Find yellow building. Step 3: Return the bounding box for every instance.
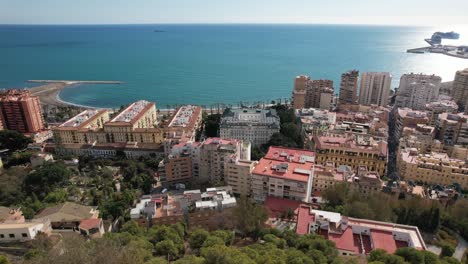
[314,133,388,176]
[398,149,468,189]
[53,109,110,144]
[53,100,164,145]
[225,159,257,196]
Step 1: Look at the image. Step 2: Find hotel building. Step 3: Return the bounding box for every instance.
[338,70,359,106]
[397,149,468,189]
[220,108,280,146]
[53,109,110,144]
[0,89,45,133]
[251,146,315,202]
[314,133,388,176]
[358,72,391,107]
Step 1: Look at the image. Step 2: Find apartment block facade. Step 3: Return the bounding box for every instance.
[0,89,45,133]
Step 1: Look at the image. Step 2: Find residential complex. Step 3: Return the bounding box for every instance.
[435,112,468,146]
[425,99,458,126]
[398,149,468,189]
[296,207,426,255]
[338,70,359,106]
[314,133,388,176]
[220,108,280,146]
[291,76,334,110]
[395,73,442,110]
[395,108,430,139]
[225,159,257,196]
[53,109,110,144]
[163,105,203,152]
[358,72,391,107]
[0,89,45,133]
[130,187,237,230]
[452,68,468,110]
[159,138,250,184]
[251,146,315,202]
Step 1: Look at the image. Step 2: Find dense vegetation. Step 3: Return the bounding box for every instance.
[252,104,304,160]
[203,113,221,138]
[322,183,468,240]
[0,130,32,151]
[0,157,160,220]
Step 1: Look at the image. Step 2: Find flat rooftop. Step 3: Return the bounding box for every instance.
[59,109,107,129]
[315,133,387,156]
[109,100,154,125]
[167,105,201,128]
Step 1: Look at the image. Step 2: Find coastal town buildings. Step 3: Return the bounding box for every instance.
[295,206,426,255]
[395,73,442,110]
[399,124,436,154]
[314,132,388,176]
[0,89,45,133]
[395,108,430,139]
[425,99,458,126]
[338,70,359,106]
[219,108,280,146]
[305,80,334,110]
[225,159,257,196]
[358,72,391,107]
[397,149,468,189]
[53,109,110,144]
[435,112,468,146]
[452,68,468,110]
[251,146,315,202]
[34,202,101,230]
[159,138,250,184]
[292,75,309,109]
[130,187,237,230]
[163,105,203,153]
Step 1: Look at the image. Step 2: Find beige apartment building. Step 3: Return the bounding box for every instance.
[251,146,315,202]
[398,149,468,189]
[452,68,468,109]
[314,133,388,176]
[53,109,110,144]
[338,70,359,106]
[225,159,257,196]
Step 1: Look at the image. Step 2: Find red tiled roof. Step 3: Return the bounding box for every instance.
[371,229,405,254]
[79,218,102,230]
[296,205,315,235]
[326,228,361,254]
[252,158,312,182]
[264,146,315,163]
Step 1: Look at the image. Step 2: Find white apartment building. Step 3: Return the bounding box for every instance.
[358,72,391,107]
[395,73,442,110]
[220,109,280,146]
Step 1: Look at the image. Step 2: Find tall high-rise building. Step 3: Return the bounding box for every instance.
[305,80,334,109]
[339,70,359,106]
[358,72,391,106]
[452,68,468,111]
[292,75,310,109]
[0,89,45,133]
[395,73,441,110]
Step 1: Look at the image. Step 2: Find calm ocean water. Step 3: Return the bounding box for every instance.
[1,24,467,108]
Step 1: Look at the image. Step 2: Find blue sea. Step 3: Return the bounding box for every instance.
[1,24,467,108]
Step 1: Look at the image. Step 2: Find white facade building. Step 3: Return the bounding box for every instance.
[220,109,280,146]
[358,72,391,106]
[395,74,442,110]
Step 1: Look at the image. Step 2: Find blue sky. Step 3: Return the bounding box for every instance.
[1,0,467,25]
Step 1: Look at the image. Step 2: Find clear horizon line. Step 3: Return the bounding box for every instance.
[0,22,438,27]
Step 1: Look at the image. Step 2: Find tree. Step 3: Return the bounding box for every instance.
[395,247,425,264]
[440,243,456,258]
[24,162,72,198]
[204,114,221,137]
[189,228,210,250]
[202,236,225,248]
[172,255,205,264]
[154,240,179,260]
[233,196,268,237]
[0,130,32,151]
[0,255,10,264]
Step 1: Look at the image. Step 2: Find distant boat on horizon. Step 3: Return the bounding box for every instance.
[154,30,166,33]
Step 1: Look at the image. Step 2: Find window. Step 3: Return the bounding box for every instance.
[22,233,28,238]
[0,234,4,238]
[9,234,15,238]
